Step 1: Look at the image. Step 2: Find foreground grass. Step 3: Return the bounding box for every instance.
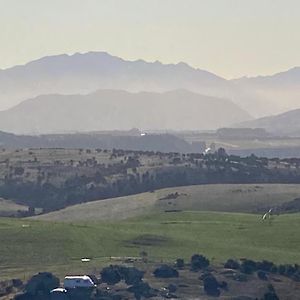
[1,211,300,280]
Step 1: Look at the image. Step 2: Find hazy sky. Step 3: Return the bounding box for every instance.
[0,0,299,78]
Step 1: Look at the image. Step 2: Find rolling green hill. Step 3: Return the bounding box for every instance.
[33,184,300,222]
[1,211,300,281]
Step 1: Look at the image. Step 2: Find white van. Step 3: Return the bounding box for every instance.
[64,275,96,289]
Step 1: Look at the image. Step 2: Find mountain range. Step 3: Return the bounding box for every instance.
[0,89,250,134]
[0,52,228,110]
[0,51,299,135]
[0,52,299,118]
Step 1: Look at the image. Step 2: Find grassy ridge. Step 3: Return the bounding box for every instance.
[33,184,300,222]
[0,198,28,216]
[2,211,300,280]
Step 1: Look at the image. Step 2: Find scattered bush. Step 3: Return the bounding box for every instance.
[219,281,228,290]
[174,258,184,269]
[262,284,279,300]
[240,259,257,274]
[167,283,177,293]
[127,282,156,299]
[25,272,59,296]
[257,270,268,281]
[203,274,220,297]
[224,259,240,270]
[153,265,179,278]
[121,267,144,285]
[14,293,32,300]
[100,265,144,286]
[256,260,275,273]
[191,254,210,271]
[100,266,122,285]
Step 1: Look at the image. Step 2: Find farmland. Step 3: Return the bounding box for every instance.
[1,210,300,281]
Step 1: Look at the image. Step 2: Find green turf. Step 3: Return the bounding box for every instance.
[1,211,300,280]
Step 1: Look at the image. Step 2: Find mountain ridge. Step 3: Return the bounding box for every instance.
[0,89,251,134]
[0,51,299,118]
[236,108,300,136]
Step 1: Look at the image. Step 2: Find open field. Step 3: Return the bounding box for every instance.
[2,211,300,281]
[33,184,300,222]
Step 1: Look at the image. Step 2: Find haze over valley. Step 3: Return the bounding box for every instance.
[2,2,300,299]
[0,52,299,124]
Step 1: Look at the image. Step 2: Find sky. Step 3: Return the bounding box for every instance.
[0,0,299,79]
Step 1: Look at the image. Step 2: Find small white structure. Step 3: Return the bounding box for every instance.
[64,275,96,289]
[51,288,67,293]
[81,258,91,262]
[50,288,68,300]
[203,147,212,155]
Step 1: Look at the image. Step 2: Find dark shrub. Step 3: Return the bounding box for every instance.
[285,264,297,277]
[153,265,179,278]
[276,264,297,277]
[240,260,257,274]
[232,273,248,282]
[100,265,144,286]
[257,270,268,281]
[278,265,286,275]
[219,281,228,290]
[14,293,32,300]
[292,272,300,282]
[270,265,278,273]
[199,271,212,280]
[100,266,122,285]
[263,291,279,300]
[174,258,184,269]
[262,284,279,300]
[191,254,210,271]
[256,261,275,272]
[203,275,220,297]
[167,283,177,293]
[127,282,156,299]
[121,267,144,285]
[25,272,59,296]
[12,279,23,288]
[224,259,240,270]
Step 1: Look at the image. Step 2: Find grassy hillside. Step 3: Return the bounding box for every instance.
[33,184,300,222]
[0,198,28,217]
[2,211,300,280]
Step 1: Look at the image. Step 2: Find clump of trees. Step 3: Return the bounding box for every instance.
[191,254,210,271]
[2,148,300,212]
[100,265,144,285]
[224,258,300,281]
[153,265,179,278]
